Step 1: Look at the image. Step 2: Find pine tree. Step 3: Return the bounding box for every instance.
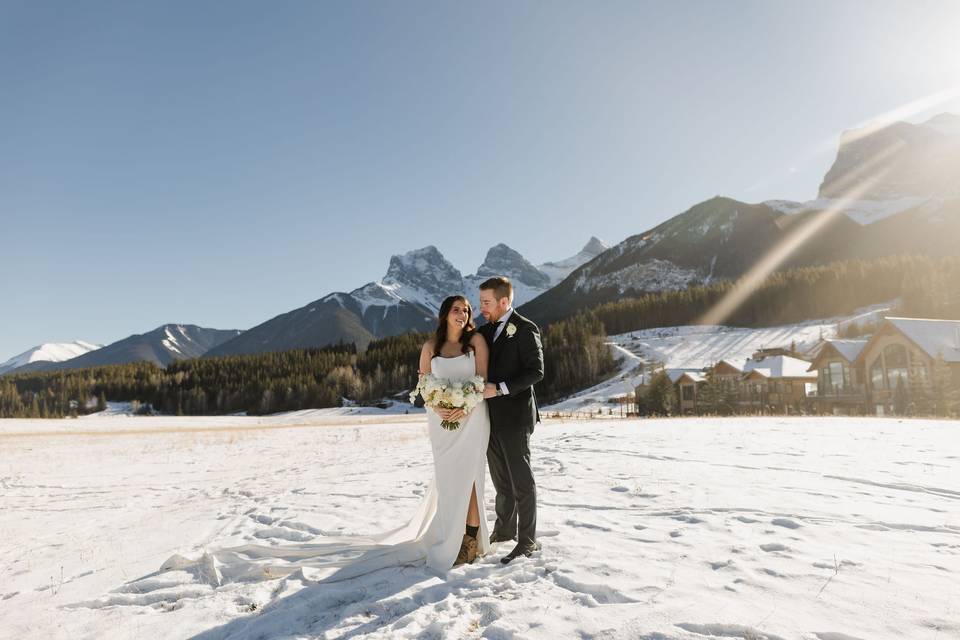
[907,359,933,416]
[643,370,676,417]
[699,367,721,415]
[893,376,909,416]
[931,353,957,417]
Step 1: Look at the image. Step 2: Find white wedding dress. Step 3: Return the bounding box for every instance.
[157,352,491,586]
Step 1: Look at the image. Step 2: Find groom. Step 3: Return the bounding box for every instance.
[478,276,544,564]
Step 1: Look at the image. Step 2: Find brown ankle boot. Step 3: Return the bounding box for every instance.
[453,533,479,566]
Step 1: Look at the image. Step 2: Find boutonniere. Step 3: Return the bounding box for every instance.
[505,323,517,338]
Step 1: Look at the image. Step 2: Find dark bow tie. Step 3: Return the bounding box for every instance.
[491,320,503,329]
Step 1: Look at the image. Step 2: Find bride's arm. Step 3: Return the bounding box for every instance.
[418,341,433,376]
[471,333,489,381]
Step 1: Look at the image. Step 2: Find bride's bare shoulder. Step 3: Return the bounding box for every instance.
[468,332,486,349]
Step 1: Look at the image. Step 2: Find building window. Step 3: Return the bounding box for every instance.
[827,361,848,392]
[913,362,929,383]
[681,385,695,401]
[871,358,885,390]
[883,344,908,389]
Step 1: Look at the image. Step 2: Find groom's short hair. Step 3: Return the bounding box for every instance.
[479,276,513,302]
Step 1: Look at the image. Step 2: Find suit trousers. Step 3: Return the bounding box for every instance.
[486,424,537,545]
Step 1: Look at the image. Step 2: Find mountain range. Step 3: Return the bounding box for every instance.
[520,113,960,323]
[2,240,606,374]
[5,325,241,375]
[204,238,608,357]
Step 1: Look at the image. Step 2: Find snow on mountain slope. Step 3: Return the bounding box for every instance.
[0,341,102,375]
[573,257,702,294]
[348,239,605,313]
[379,245,464,313]
[160,324,208,357]
[536,236,609,285]
[464,243,551,307]
[764,196,931,226]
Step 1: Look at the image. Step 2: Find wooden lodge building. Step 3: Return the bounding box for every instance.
[738,354,818,413]
[661,352,817,415]
[638,316,960,417]
[851,317,960,416]
[806,339,869,415]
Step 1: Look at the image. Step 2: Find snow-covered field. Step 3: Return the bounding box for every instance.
[2,413,958,639]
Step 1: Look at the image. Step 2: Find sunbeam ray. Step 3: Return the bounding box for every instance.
[698,141,905,326]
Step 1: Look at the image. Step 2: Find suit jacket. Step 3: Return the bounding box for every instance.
[480,310,544,432]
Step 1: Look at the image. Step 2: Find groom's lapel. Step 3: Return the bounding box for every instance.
[486,321,504,365]
[482,322,495,347]
[490,321,510,360]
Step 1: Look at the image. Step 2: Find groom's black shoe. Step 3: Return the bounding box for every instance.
[489,532,518,544]
[500,540,541,564]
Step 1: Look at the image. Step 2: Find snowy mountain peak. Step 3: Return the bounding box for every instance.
[0,341,103,375]
[383,246,462,289]
[474,243,551,288]
[581,236,608,255]
[381,246,464,312]
[537,237,610,286]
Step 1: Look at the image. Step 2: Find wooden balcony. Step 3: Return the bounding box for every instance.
[814,384,866,399]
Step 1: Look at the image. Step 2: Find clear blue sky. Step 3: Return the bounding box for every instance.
[3,0,959,359]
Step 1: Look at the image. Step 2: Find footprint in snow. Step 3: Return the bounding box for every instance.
[771,518,802,529]
[676,622,787,640]
[671,514,706,524]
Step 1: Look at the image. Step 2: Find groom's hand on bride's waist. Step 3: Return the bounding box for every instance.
[483,383,499,399]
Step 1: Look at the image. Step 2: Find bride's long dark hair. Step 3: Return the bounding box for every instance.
[433,295,477,357]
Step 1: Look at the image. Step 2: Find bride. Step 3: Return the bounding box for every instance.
[155,295,492,586]
[416,294,491,568]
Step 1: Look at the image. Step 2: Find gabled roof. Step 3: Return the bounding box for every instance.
[667,368,704,383]
[828,339,869,362]
[807,339,869,370]
[712,359,743,374]
[675,371,706,384]
[741,355,818,380]
[885,317,960,363]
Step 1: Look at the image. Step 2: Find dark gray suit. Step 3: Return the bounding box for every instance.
[481,310,544,546]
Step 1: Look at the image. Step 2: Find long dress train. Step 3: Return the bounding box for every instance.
[157,352,490,586]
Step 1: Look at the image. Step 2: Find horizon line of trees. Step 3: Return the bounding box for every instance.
[0,313,616,419]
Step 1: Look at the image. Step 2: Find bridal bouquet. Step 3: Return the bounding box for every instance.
[409,373,485,431]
